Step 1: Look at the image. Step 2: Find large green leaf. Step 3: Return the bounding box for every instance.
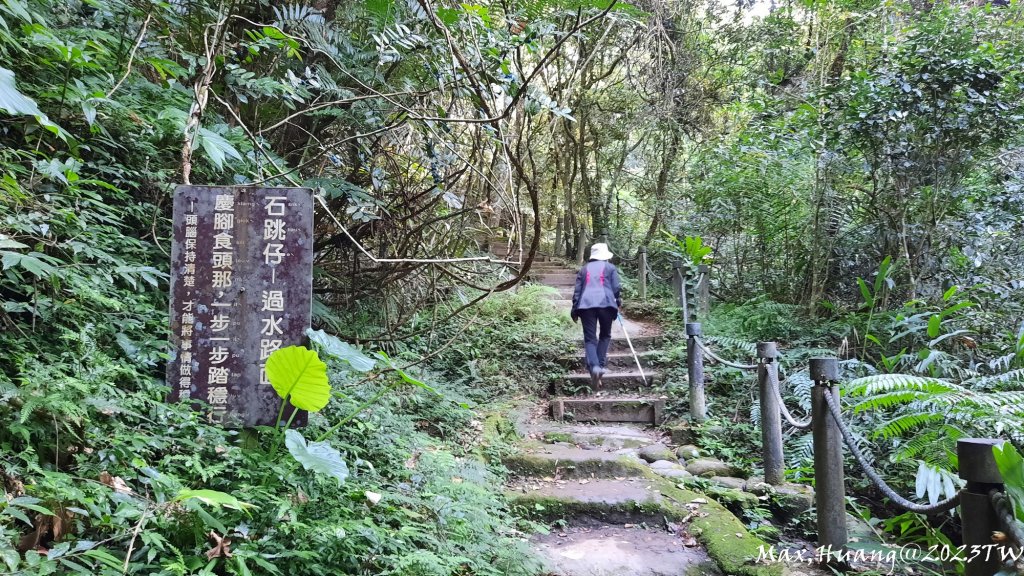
[993,443,1024,521]
[175,488,256,512]
[0,66,42,116]
[306,328,376,371]
[285,429,349,485]
[266,346,330,412]
[198,127,242,170]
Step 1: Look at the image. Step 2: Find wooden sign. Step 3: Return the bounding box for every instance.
[167,186,314,427]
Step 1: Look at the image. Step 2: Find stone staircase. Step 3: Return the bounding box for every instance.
[534,260,666,427]
[494,253,784,576]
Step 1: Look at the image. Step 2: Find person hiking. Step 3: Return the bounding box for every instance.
[570,243,622,386]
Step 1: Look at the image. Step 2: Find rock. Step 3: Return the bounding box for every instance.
[649,459,691,479]
[709,476,746,490]
[707,486,760,510]
[743,476,773,496]
[676,445,701,460]
[638,443,676,463]
[670,425,696,445]
[772,483,814,519]
[685,458,740,478]
[649,459,680,469]
[652,467,692,479]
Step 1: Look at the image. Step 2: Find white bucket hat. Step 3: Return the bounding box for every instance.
[590,243,614,261]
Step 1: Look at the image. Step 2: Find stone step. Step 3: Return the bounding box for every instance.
[503,444,647,479]
[556,371,659,395]
[528,422,659,451]
[551,398,665,424]
[532,274,576,286]
[508,478,669,524]
[509,475,780,576]
[559,351,660,369]
[530,524,717,576]
[573,335,658,353]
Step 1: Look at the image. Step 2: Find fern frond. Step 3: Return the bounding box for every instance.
[846,374,958,397]
[852,390,934,413]
[967,368,1024,389]
[706,335,756,355]
[786,432,815,467]
[874,412,945,440]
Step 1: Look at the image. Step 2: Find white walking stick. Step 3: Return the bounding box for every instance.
[617,313,647,386]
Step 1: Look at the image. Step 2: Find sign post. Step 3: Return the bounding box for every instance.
[167,186,314,427]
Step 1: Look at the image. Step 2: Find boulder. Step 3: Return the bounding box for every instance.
[676,445,701,460]
[649,459,681,469]
[742,476,773,496]
[772,483,814,519]
[638,443,676,463]
[685,458,740,478]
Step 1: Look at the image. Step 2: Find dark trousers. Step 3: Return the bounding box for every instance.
[579,307,617,371]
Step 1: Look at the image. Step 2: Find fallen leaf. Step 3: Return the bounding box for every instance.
[404,451,420,470]
[206,531,232,559]
[99,472,131,494]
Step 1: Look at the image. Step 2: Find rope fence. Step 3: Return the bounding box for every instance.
[768,364,812,430]
[822,388,961,515]
[684,327,1024,574]
[693,337,758,370]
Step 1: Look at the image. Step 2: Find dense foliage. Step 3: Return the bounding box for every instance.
[3,0,1024,572]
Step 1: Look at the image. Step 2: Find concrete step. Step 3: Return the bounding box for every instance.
[557,371,659,395]
[504,443,647,479]
[551,397,665,424]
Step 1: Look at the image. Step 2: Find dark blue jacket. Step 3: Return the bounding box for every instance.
[571,261,621,318]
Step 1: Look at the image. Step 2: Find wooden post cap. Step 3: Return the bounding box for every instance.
[757,342,778,359]
[686,323,702,337]
[809,358,840,382]
[958,438,1005,484]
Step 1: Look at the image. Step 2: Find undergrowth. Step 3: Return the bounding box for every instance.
[0,285,560,575]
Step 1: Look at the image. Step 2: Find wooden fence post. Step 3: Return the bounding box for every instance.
[959,438,1005,576]
[810,357,847,558]
[673,261,690,322]
[758,342,784,486]
[697,264,710,318]
[638,246,647,300]
[687,323,705,423]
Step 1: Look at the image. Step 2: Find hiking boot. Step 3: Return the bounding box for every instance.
[590,366,604,388]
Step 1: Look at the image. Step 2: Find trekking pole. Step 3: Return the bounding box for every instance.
[617,313,648,386]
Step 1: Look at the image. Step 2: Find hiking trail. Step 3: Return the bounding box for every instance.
[491,246,831,576]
